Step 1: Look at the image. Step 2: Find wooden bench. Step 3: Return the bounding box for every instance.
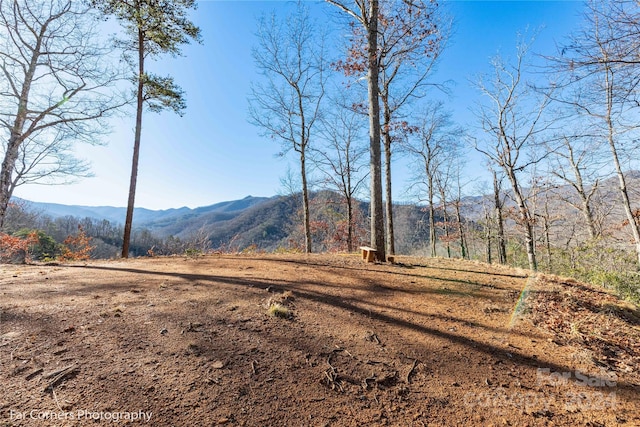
[360,246,376,263]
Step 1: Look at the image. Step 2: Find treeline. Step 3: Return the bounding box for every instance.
[1,202,207,260]
[0,191,439,261]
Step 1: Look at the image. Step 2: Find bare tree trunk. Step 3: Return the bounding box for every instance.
[384,135,394,256]
[455,201,467,259]
[542,194,552,270]
[493,170,507,264]
[300,151,312,253]
[122,28,145,259]
[507,170,537,271]
[582,197,598,240]
[382,96,395,256]
[569,145,598,240]
[442,201,451,258]
[428,177,436,257]
[454,173,468,259]
[485,210,492,264]
[552,139,599,240]
[438,182,451,258]
[474,40,546,271]
[543,214,552,270]
[326,0,385,261]
[367,0,386,262]
[346,195,353,252]
[0,138,20,229]
[596,67,640,265]
[607,121,640,265]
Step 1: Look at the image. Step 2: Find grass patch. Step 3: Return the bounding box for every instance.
[267,302,291,319]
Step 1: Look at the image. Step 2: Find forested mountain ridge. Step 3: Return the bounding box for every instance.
[14,169,640,255]
[14,196,270,229]
[10,191,435,256]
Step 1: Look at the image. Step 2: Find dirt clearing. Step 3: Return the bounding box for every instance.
[0,254,638,426]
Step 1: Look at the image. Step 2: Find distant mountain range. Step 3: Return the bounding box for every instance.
[16,195,271,231]
[14,170,640,255]
[14,192,433,254]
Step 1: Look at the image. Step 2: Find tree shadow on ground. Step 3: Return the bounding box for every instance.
[67,263,639,395]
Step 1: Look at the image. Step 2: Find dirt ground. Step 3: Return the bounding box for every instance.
[0,253,638,426]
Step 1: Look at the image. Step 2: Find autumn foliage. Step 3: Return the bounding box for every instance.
[59,225,94,261]
[332,2,441,78]
[0,231,38,263]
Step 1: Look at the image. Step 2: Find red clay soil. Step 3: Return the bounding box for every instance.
[0,253,638,426]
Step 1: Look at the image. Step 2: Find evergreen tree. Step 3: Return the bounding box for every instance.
[92,0,201,258]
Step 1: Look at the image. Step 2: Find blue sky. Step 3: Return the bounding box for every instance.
[13,0,586,210]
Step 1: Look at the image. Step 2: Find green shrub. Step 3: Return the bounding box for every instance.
[14,229,58,261]
[184,248,202,257]
[550,241,640,304]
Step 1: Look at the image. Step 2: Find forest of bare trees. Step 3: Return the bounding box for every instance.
[2,0,640,303]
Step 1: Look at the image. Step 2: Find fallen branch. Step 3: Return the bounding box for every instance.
[25,368,43,381]
[323,355,344,392]
[43,364,78,391]
[52,387,63,412]
[43,364,77,379]
[406,359,419,384]
[333,346,353,358]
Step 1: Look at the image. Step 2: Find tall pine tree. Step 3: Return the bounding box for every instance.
[92,0,201,258]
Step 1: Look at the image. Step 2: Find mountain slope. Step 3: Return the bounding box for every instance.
[15,196,270,227]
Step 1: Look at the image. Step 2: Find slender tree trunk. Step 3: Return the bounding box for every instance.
[607,119,640,265]
[485,210,492,264]
[366,0,386,262]
[603,69,640,265]
[581,197,598,240]
[496,208,507,264]
[382,96,395,256]
[122,28,145,258]
[566,142,598,240]
[344,140,354,253]
[439,185,451,258]
[454,174,468,259]
[541,192,553,270]
[507,170,537,271]
[384,136,394,256]
[455,201,467,259]
[442,201,451,258]
[346,195,353,252]
[428,177,436,257]
[300,150,312,253]
[295,77,312,254]
[543,213,552,270]
[493,170,507,264]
